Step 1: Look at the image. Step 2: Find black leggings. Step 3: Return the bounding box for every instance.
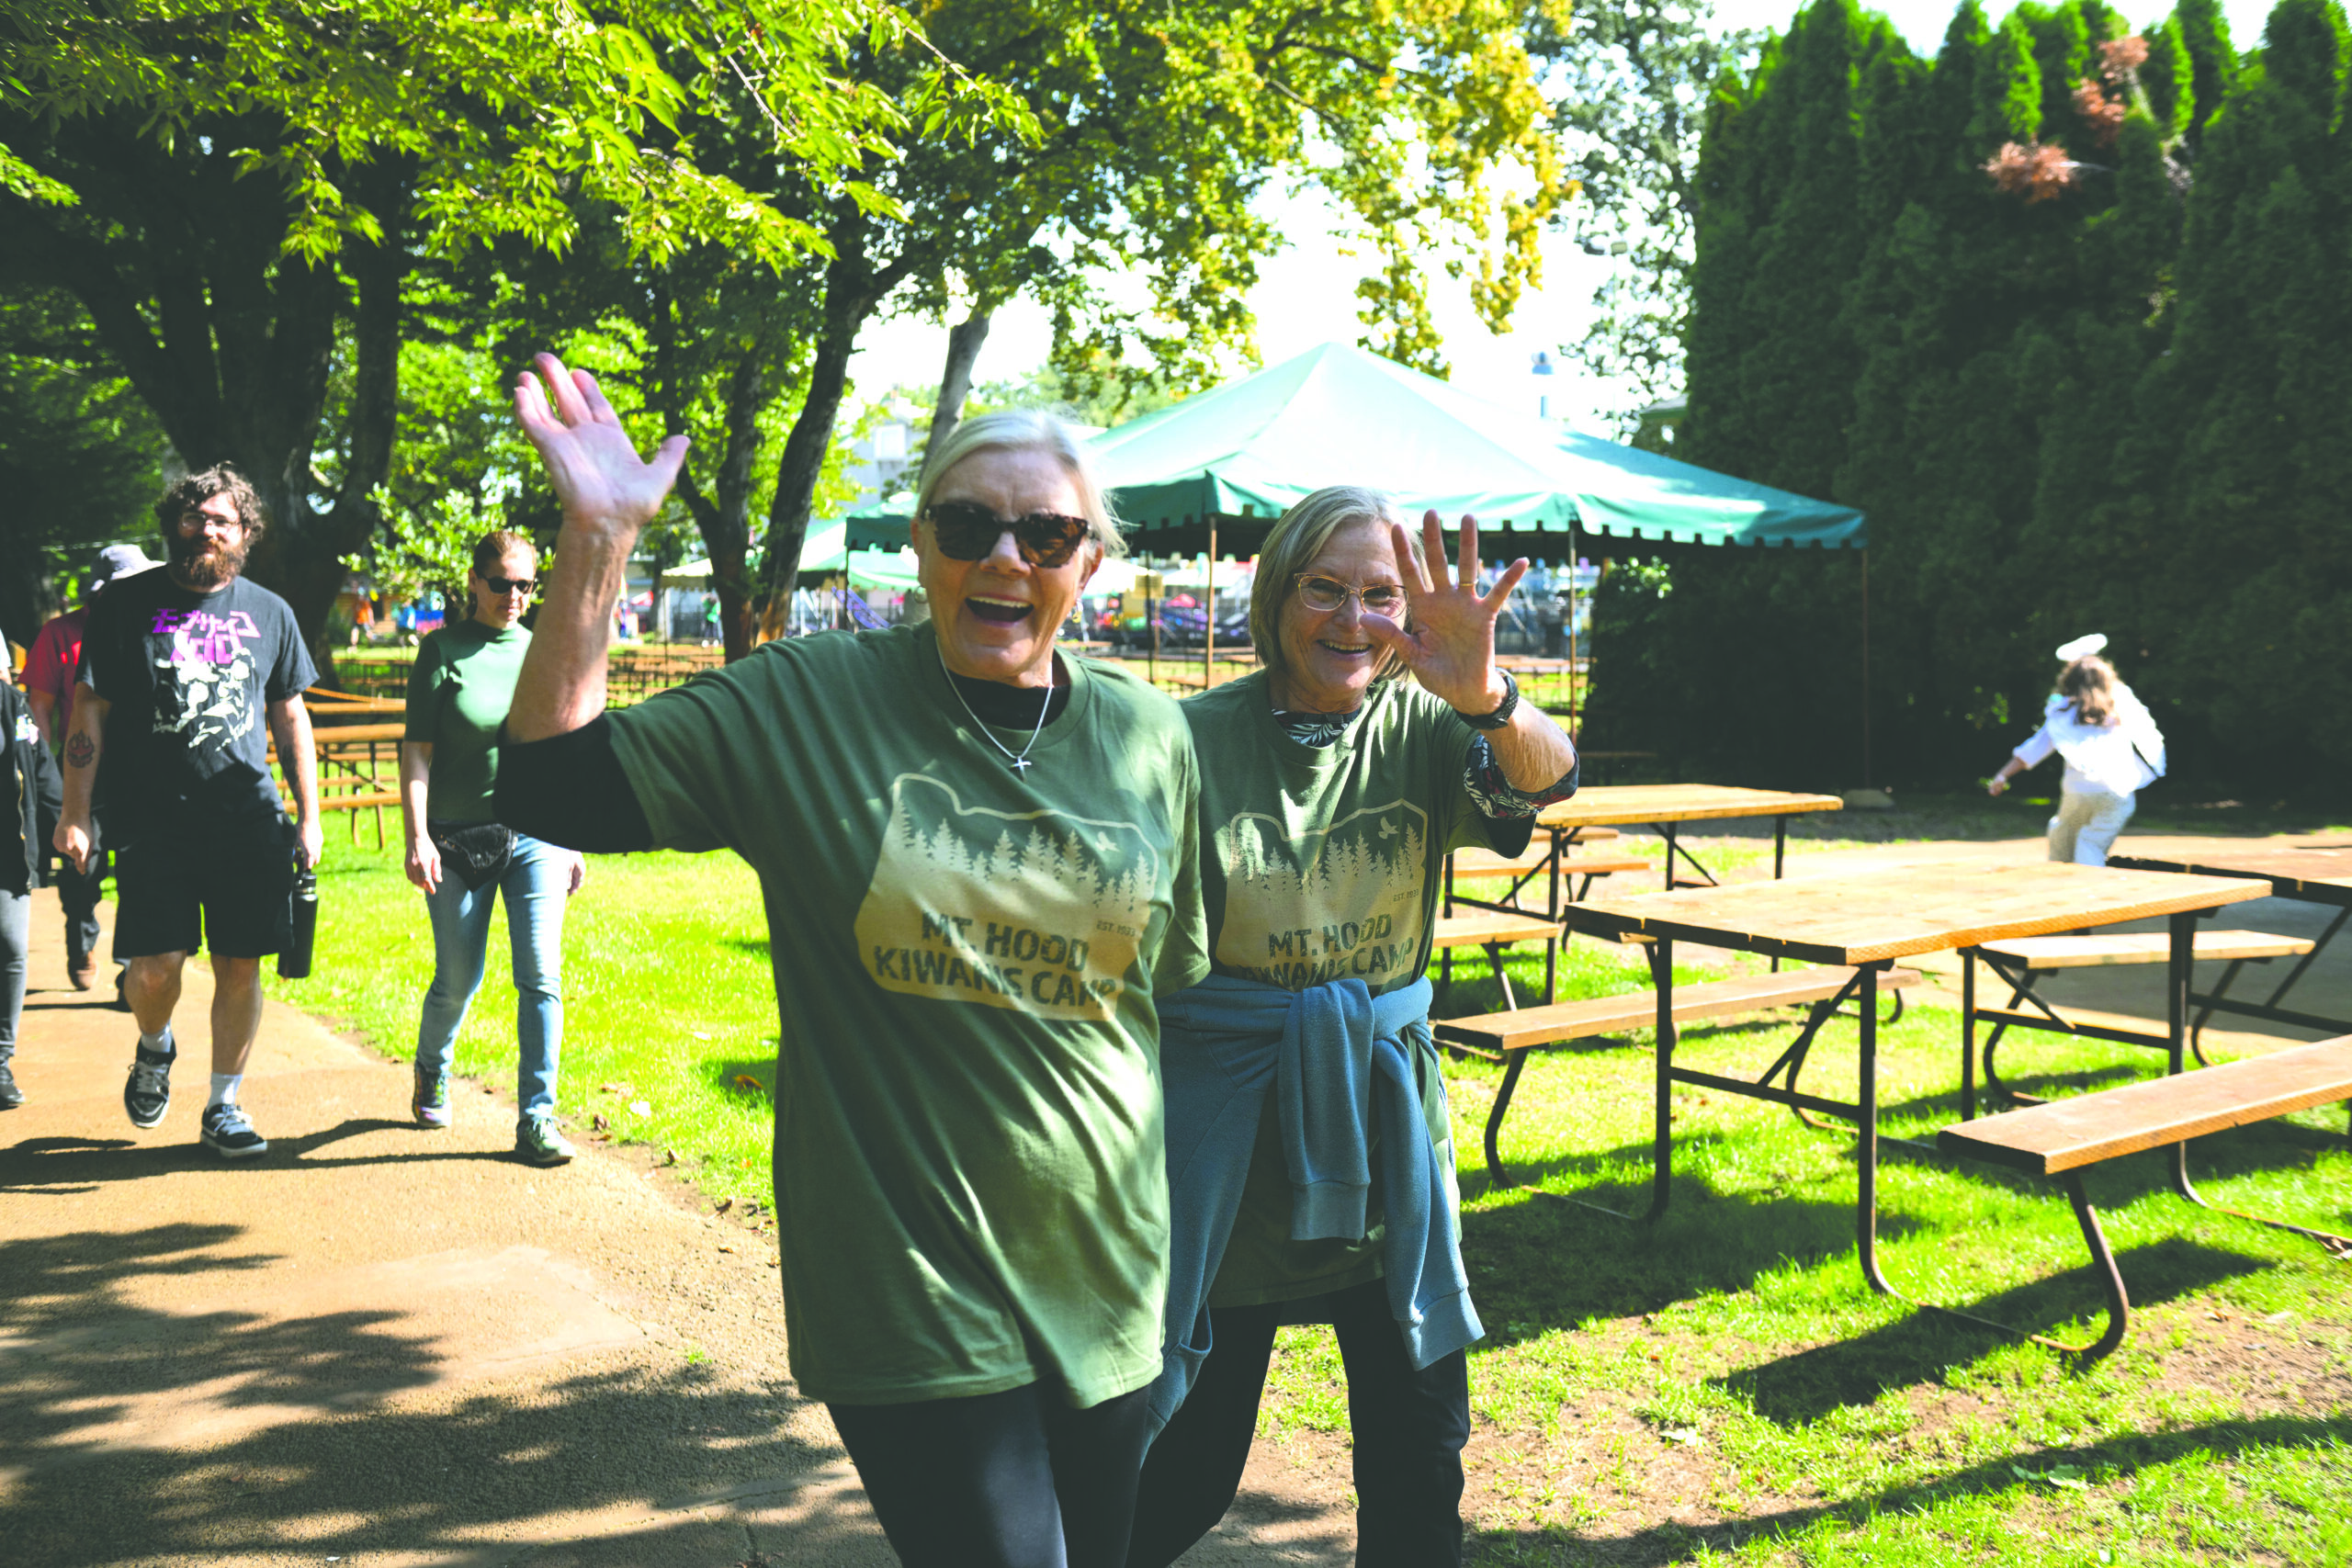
[830,1382,1153,1568]
[1126,1277,1470,1568]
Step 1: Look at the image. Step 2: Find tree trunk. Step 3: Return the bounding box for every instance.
[756,286,865,640]
[922,306,994,476]
[708,352,765,663]
[668,351,768,663]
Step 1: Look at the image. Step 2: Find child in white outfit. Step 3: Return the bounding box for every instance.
[1986,636,2165,867]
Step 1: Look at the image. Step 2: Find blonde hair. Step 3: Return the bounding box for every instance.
[1250,486,1430,686]
[2059,655,2120,727]
[916,410,1127,560]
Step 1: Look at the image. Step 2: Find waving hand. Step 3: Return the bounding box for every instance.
[1363,511,1527,716]
[513,353,687,536]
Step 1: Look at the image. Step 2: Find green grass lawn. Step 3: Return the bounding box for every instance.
[263,831,783,1205]
[264,840,2351,1564]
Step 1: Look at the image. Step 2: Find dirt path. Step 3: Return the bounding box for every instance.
[0,890,1351,1567]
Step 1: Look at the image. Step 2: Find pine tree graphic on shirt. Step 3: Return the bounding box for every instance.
[1213,800,1430,989]
[854,773,1158,1019]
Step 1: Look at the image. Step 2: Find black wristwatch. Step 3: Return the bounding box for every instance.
[1460,670,1520,730]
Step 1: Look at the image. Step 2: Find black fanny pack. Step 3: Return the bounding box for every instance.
[427,819,517,890]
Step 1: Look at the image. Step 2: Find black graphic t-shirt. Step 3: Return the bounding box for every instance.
[79,570,317,826]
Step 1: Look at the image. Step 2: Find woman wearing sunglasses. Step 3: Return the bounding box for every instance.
[494,356,1208,1568]
[400,528,587,1164]
[1127,486,1578,1568]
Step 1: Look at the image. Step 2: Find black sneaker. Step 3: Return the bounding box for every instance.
[124,1037,175,1128]
[200,1101,269,1159]
[0,1059,20,1111]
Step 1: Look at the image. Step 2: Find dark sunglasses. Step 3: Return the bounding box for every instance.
[481,575,537,595]
[922,500,1092,569]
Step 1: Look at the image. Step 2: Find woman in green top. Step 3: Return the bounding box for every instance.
[496,355,1210,1568]
[1129,487,1579,1568]
[401,529,586,1165]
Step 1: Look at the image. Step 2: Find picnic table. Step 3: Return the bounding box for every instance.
[1559,861,2269,1299]
[1536,784,1845,893]
[2109,844,2352,1043]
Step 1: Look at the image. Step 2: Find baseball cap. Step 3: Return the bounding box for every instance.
[2053,633,2108,662]
[91,544,160,590]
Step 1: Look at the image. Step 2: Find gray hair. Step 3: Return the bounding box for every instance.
[1250,485,1430,686]
[916,410,1127,560]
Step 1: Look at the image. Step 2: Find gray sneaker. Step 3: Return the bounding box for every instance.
[200,1101,269,1159]
[124,1036,175,1128]
[515,1115,576,1167]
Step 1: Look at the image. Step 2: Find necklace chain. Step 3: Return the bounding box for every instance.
[939,645,1052,773]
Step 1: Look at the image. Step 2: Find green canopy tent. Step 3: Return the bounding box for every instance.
[829,342,1872,763]
[1088,341,1863,550]
[1082,341,1866,727]
[842,341,1862,554]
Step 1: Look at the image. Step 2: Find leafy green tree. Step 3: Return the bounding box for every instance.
[712,0,1570,618]
[0,0,989,652]
[2137,0,2352,768]
[0,288,168,646]
[1588,0,2352,795]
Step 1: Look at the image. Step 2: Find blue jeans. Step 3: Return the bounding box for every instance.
[416,833,568,1119]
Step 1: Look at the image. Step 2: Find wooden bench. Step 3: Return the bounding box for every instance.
[1431,911,1566,1013]
[1451,842,1648,895]
[1442,836,1648,1004]
[1936,1035,2352,1358]
[1966,929,2317,1113]
[1436,964,1922,1188]
[269,727,405,847]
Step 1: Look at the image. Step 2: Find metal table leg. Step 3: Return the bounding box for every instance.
[1483,1052,1527,1190]
[1962,947,1977,1122]
[1647,936,1676,1222]
[1857,956,1894,1295]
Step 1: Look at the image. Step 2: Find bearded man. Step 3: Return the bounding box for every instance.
[54,465,323,1158]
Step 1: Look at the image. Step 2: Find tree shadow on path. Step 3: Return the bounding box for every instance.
[0,1222,877,1568]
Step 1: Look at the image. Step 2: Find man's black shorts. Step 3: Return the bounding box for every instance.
[111,813,297,960]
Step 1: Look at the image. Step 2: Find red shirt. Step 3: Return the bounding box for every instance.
[21,607,87,742]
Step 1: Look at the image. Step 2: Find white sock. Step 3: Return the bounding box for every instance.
[139,1027,173,1055]
[209,1073,242,1110]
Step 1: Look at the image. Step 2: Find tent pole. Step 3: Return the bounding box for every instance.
[1860,547,1872,789]
[1204,516,1217,691]
[1566,522,1578,739]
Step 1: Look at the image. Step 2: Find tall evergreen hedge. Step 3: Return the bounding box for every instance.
[1589,0,2352,796]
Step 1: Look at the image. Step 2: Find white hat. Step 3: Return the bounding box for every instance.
[2054,632,2108,662]
[91,544,160,589]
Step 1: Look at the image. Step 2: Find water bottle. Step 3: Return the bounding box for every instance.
[280,863,318,979]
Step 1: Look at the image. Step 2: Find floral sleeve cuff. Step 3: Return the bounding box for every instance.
[1463,735,1579,819]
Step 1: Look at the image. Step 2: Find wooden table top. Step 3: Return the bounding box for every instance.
[1537,784,1845,829]
[1561,861,2272,966]
[2109,844,2352,902]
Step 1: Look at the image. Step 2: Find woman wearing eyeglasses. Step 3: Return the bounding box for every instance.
[400,528,587,1164]
[493,357,1209,1568]
[1127,486,1578,1568]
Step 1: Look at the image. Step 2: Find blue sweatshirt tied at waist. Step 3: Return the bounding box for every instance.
[1147,971,1484,1440]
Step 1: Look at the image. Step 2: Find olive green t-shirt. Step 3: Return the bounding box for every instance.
[1182,671,1531,1308]
[403,619,532,822]
[606,624,1211,1407]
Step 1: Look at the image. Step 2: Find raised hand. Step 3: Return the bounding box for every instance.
[1363,511,1528,716]
[513,352,688,536]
